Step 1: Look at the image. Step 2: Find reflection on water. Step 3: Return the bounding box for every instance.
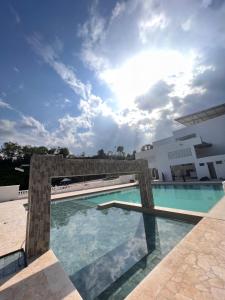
[51,199,194,300]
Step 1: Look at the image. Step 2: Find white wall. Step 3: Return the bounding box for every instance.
[174,114,225,157]
[0,185,19,202]
[136,114,225,180]
[197,154,225,180]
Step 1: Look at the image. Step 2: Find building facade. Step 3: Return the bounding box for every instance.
[136,104,225,181]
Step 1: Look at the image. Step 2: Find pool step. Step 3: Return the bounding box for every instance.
[0,249,27,281]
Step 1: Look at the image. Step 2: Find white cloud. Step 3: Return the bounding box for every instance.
[9,5,21,24]
[20,0,225,154]
[202,0,213,8]
[13,67,20,73]
[111,2,126,21]
[139,13,169,43]
[100,49,197,108]
[0,120,15,136]
[27,33,90,100]
[0,100,12,110]
[182,18,192,31]
[20,116,48,135]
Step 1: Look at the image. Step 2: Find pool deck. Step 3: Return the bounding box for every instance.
[126,194,225,300]
[1,184,225,299]
[0,250,82,300]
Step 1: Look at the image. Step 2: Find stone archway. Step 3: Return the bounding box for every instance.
[25,155,153,258]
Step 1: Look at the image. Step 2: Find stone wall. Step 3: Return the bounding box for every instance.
[25,155,153,258]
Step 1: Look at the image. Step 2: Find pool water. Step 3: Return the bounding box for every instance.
[51,200,194,300]
[73,184,224,213]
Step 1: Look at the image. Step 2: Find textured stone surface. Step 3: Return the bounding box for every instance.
[0,199,27,257]
[0,250,82,300]
[26,155,153,258]
[126,196,225,300]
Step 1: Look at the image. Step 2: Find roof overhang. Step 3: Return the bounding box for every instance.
[175,103,225,126]
[194,142,212,149]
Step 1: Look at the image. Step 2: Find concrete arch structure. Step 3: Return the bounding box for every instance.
[25,155,153,258]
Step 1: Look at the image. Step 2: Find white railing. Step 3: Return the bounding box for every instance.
[17,175,136,199]
[18,190,29,199]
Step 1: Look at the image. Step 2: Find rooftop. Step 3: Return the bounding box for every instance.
[175,103,225,126]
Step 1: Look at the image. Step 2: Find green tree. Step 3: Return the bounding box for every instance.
[48,148,57,155]
[58,147,70,158]
[0,142,22,160]
[22,145,34,160]
[116,146,125,158]
[34,146,49,155]
[97,149,106,159]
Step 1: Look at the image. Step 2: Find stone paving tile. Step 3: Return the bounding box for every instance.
[0,250,82,300]
[126,216,225,300]
[0,199,27,257]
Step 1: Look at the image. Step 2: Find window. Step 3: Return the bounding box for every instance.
[168,148,192,160]
[176,133,196,141]
[199,163,204,166]
[216,161,223,164]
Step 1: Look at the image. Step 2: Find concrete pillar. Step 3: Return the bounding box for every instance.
[138,169,153,208]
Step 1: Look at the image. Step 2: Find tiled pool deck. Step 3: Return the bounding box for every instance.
[1,183,225,299]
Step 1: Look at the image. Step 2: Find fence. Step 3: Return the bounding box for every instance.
[16,175,136,200]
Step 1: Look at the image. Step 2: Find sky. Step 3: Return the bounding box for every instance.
[0,0,225,155]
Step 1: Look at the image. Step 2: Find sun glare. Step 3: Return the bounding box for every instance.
[100,49,196,108]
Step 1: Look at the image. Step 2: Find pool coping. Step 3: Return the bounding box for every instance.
[17,182,138,202]
[98,201,205,223]
[0,249,82,299]
[152,180,223,185]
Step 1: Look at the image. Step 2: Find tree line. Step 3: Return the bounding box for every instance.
[0,142,136,161]
[0,142,136,189]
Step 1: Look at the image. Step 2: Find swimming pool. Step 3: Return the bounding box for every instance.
[63,184,224,213]
[51,199,195,299]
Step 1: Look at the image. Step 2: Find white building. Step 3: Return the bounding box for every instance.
[136,103,225,181]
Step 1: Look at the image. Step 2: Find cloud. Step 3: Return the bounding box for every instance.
[27,33,90,100]
[111,1,126,21]
[202,0,225,9]
[9,4,21,24]
[139,13,169,43]
[0,100,12,110]
[0,115,61,149]
[20,116,48,136]
[0,120,15,137]
[136,80,174,111]
[19,0,225,154]
[13,67,20,73]
[75,0,225,147]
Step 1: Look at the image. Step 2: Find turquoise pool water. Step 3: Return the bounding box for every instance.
[74,184,224,212]
[51,201,194,299]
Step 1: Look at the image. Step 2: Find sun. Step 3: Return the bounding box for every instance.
[100,49,196,109]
